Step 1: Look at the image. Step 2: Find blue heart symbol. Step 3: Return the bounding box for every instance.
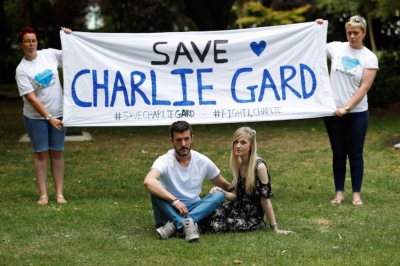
[341,56,360,71]
[250,41,267,57]
[34,69,53,86]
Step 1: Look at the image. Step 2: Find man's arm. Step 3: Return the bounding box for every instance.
[143,168,189,216]
[143,168,176,202]
[209,174,231,191]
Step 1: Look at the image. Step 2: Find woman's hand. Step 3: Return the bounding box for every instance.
[270,222,294,234]
[274,228,294,234]
[271,224,294,234]
[315,19,324,25]
[49,117,64,131]
[334,108,348,117]
[61,27,72,34]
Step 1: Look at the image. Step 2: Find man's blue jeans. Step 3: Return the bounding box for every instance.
[151,191,224,229]
[324,111,369,193]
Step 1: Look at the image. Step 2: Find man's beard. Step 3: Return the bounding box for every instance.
[174,145,191,157]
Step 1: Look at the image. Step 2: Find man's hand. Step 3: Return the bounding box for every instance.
[173,201,189,217]
[209,186,224,194]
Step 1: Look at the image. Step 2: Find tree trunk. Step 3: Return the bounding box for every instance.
[366,12,377,53]
[21,0,33,27]
[0,0,9,52]
[362,0,377,53]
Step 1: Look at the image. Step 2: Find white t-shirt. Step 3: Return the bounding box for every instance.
[151,149,220,201]
[326,42,379,112]
[15,49,64,119]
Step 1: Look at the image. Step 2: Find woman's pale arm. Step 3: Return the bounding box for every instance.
[258,163,293,234]
[24,92,63,131]
[335,69,378,117]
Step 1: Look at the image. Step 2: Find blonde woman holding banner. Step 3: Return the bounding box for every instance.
[316,16,378,206]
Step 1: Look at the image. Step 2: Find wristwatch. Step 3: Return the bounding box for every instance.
[45,114,52,121]
[344,106,351,113]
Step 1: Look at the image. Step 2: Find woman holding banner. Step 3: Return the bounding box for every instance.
[316,16,378,206]
[202,127,293,234]
[16,26,71,205]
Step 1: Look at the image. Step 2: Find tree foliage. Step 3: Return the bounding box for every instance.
[183,0,236,30]
[97,0,195,33]
[374,0,400,20]
[235,1,311,27]
[316,0,400,52]
[1,0,399,86]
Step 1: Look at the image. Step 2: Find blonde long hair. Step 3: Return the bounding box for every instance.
[230,127,258,195]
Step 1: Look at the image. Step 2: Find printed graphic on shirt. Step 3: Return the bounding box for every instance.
[31,69,55,90]
[334,55,360,77]
[341,56,360,71]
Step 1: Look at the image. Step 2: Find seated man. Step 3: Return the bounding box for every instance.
[143,120,230,242]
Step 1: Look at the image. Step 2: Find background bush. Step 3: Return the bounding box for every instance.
[369,51,400,108]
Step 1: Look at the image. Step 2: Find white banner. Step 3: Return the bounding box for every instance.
[61,21,335,127]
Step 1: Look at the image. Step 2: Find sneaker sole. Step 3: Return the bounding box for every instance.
[156,228,169,240]
[185,234,199,242]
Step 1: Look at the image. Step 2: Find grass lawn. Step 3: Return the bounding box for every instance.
[0,98,399,265]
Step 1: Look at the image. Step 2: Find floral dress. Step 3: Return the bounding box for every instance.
[201,158,273,233]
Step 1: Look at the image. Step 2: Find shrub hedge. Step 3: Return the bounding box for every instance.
[369,51,400,107]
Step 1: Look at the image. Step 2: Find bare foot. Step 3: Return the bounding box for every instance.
[37,195,48,205]
[55,195,68,204]
[330,192,344,205]
[352,193,363,206]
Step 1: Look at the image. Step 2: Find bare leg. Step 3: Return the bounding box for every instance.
[34,151,49,205]
[49,150,67,204]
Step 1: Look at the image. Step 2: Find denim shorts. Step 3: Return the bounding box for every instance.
[23,116,67,153]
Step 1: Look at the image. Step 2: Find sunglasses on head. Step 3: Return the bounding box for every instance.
[349,17,361,23]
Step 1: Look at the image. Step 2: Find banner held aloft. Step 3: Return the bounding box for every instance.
[61,21,335,126]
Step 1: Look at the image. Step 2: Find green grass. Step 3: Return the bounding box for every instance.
[1,98,399,265]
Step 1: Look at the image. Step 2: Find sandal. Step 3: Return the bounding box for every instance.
[37,195,48,205]
[55,195,68,204]
[330,198,345,205]
[352,200,363,206]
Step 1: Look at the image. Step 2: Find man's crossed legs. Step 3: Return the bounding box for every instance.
[151,191,224,242]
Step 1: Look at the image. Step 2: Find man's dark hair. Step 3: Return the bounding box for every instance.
[170,121,192,138]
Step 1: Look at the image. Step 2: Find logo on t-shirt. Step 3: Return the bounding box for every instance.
[334,56,360,77]
[31,69,56,91]
[341,56,360,71]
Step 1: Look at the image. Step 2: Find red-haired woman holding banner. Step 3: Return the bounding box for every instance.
[16,26,71,205]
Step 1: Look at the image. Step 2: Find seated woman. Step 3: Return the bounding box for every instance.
[202,127,293,234]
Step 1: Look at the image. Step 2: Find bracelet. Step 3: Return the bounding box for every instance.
[171,198,180,206]
[270,222,278,228]
[344,106,351,112]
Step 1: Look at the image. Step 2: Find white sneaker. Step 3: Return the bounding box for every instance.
[182,218,199,242]
[156,221,177,239]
